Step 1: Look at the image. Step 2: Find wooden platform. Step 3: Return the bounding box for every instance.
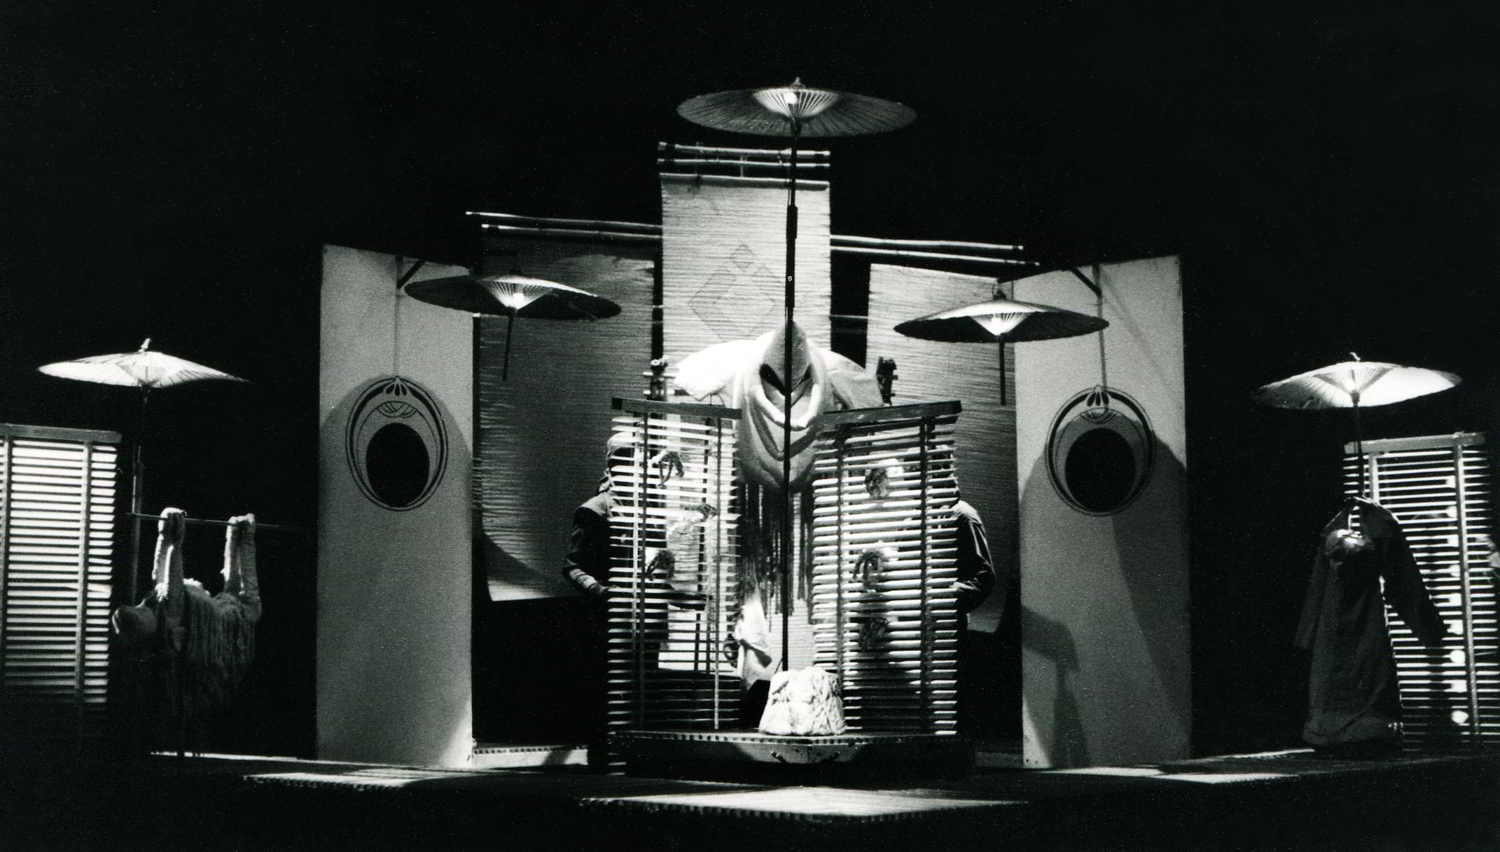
[615,729,974,781]
[4,746,1497,850]
[470,741,588,770]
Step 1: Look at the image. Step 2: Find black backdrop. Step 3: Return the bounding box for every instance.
[3,2,1498,758]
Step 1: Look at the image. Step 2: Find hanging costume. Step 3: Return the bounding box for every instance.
[674,322,883,616]
[1295,498,1444,748]
[111,508,262,743]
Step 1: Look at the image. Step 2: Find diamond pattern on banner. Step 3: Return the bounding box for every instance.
[661,174,832,362]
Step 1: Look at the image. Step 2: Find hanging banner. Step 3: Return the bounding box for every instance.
[659,173,831,364]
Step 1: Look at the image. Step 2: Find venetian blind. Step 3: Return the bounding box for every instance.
[0,424,120,744]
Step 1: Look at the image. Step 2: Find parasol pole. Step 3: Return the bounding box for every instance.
[1347,354,1365,500]
[997,339,1006,407]
[993,282,1008,407]
[780,117,801,669]
[1351,390,1365,500]
[502,311,516,381]
[128,388,150,604]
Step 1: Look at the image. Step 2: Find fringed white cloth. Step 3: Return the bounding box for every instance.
[142,508,263,727]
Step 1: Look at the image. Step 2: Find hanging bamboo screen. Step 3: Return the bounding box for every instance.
[0,424,120,745]
[808,402,962,734]
[474,233,656,602]
[866,264,1015,634]
[606,399,741,734]
[658,170,831,364]
[1344,432,1497,746]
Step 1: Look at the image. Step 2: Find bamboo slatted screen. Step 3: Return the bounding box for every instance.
[809,402,962,734]
[0,424,120,744]
[606,399,741,736]
[475,231,656,602]
[1343,432,1497,746]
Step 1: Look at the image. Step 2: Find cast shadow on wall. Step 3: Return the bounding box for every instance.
[1018,431,1189,765]
[1019,602,1085,765]
[319,378,474,765]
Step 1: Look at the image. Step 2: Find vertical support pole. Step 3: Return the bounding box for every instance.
[74,441,94,750]
[0,435,11,681]
[693,422,706,725]
[918,419,933,732]
[779,121,801,672]
[712,417,723,729]
[651,254,665,362]
[1455,444,1480,739]
[633,414,650,726]
[834,429,847,696]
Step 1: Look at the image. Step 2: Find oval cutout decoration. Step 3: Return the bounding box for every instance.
[1046,385,1154,516]
[345,376,449,511]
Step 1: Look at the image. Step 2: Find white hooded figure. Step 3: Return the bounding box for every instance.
[672,321,882,494]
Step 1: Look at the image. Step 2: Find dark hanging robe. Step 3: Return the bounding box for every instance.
[1294,499,1446,747]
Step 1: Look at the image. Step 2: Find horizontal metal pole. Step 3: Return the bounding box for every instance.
[479,223,660,243]
[128,512,304,534]
[658,141,831,159]
[837,245,1037,267]
[467,210,659,233]
[831,234,1025,254]
[656,158,829,169]
[659,171,831,190]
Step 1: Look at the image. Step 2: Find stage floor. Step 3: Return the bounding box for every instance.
[4,745,1497,850]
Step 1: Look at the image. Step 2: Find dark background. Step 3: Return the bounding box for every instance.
[2,2,1497,758]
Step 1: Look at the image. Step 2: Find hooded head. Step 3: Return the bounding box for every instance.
[672,321,884,493]
[735,323,830,493]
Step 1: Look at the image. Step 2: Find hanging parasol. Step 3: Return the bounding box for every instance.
[895,297,1108,343]
[1252,353,1462,495]
[895,293,1109,405]
[38,337,247,388]
[677,79,916,138]
[678,79,914,671]
[403,273,620,380]
[1251,357,1460,411]
[38,338,248,601]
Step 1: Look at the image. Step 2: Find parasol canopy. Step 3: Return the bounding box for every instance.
[37,337,247,604]
[677,78,916,137]
[403,273,620,320]
[404,273,620,380]
[895,297,1109,344]
[37,338,246,388]
[1252,359,1461,410]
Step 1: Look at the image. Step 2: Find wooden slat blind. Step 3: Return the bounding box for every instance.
[606,400,741,739]
[809,405,962,734]
[0,425,120,744]
[1344,432,1497,745]
[605,401,964,742]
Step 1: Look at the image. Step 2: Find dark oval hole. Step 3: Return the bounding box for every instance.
[366,423,430,507]
[1064,427,1136,512]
